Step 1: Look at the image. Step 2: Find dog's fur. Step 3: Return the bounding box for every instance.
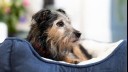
[27,9,92,64]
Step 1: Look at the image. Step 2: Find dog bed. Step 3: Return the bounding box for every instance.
[0,37,127,72]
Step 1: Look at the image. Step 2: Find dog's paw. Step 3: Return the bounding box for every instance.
[72,59,80,64]
[64,57,81,64]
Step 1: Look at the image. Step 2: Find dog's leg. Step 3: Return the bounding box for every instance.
[72,44,90,61]
[64,56,81,64]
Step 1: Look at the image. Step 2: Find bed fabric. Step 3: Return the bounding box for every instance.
[0,37,127,72]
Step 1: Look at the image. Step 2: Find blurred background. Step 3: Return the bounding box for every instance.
[0,0,127,43]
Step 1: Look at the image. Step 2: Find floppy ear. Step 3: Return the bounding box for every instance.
[32,9,51,24]
[56,9,66,14]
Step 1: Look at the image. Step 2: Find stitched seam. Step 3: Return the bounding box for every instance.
[10,39,14,72]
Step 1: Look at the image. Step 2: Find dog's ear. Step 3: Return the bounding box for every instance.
[56,9,66,14]
[32,9,51,24]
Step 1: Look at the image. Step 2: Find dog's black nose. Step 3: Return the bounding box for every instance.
[74,31,81,38]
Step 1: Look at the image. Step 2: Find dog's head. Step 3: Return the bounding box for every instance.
[27,9,81,59]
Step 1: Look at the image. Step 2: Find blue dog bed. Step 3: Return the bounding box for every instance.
[0,37,127,72]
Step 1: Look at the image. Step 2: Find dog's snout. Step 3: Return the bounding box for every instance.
[74,31,81,38]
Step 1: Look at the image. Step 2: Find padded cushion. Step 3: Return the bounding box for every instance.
[0,37,127,72]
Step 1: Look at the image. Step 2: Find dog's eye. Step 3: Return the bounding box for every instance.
[56,21,64,27]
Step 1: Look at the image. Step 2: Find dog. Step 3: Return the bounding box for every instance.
[27,9,92,64]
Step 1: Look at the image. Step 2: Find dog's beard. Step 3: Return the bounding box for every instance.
[46,34,78,60]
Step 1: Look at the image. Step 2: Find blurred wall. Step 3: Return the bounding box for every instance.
[29,0,43,13]
[82,0,111,42]
[111,0,127,42]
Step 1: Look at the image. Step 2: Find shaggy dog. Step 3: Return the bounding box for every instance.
[27,9,92,64]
